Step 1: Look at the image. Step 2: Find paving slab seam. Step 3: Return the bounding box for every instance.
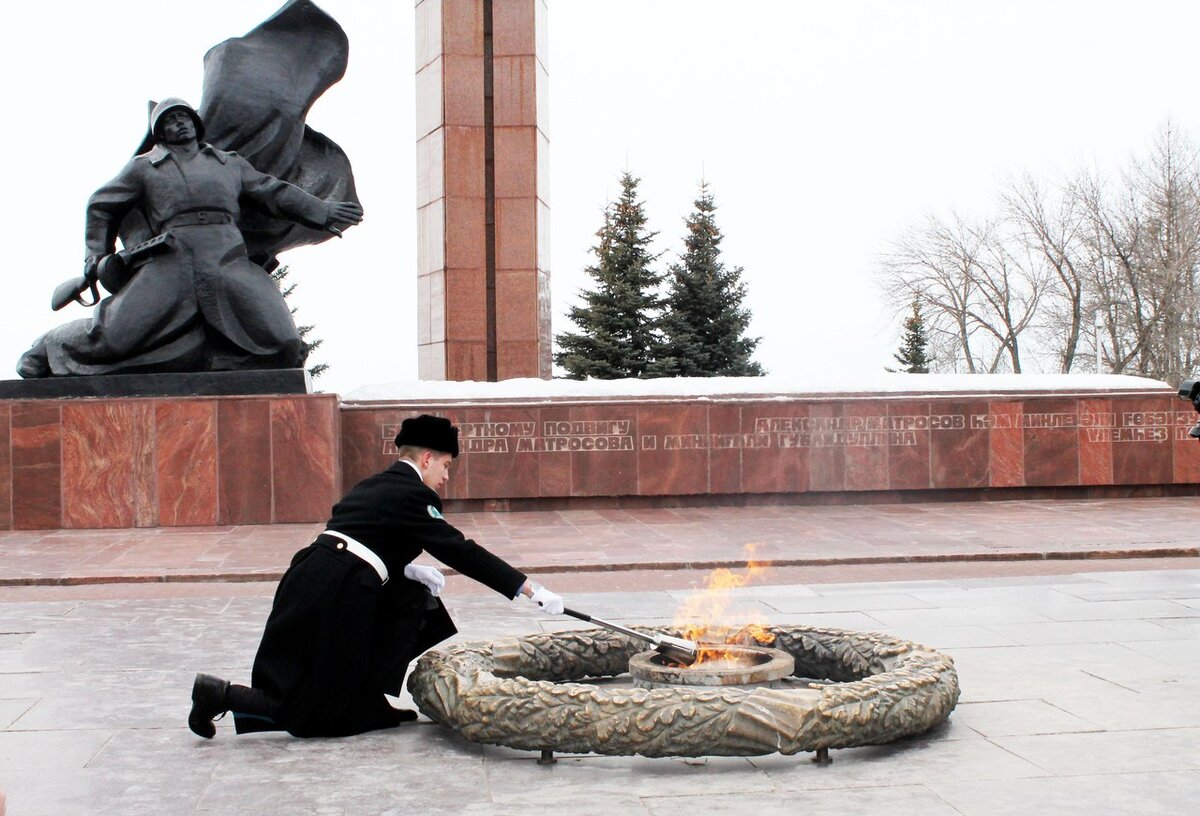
[1,546,1195,587]
[0,572,284,587]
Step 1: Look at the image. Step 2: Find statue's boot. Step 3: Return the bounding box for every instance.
[16,338,50,379]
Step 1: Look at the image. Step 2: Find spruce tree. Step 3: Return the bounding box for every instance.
[889,297,931,373]
[650,182,763,377]
[554,172,663,378]
[271,265,328,380]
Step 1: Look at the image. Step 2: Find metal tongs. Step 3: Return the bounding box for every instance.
[563,607,699,665]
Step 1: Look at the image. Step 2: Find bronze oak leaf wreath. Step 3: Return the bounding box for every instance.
[407,624,960,758]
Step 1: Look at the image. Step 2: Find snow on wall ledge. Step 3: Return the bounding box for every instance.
[343,373,1171,404]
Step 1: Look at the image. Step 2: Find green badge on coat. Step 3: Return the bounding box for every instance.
[427,505,444,519]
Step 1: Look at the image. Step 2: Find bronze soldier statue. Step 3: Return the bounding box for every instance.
[17,98,362,378]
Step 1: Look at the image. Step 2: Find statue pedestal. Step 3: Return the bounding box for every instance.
[0,385,338,530]
[0,369,311,400]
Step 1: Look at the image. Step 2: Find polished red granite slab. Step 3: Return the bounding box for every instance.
[270,397,341,524]
[457,405,542,498]
[1111,395,1175,485]
[217,399,273,526]
[0,403,10,529]
[11,402,62,530]
[807,402,846,492]
[1175,414,1200,482]
[984,400,1024,488]
[0,395,338,530]
[635,402,709,495]
[1078,397,1115,485]
[706,403,745,494]
[156,400,219,527]
[566,403,639,497]
[535,404,573,497]
[741,402,809,494]
[1022,398,1080,487]
[61,401,150,528]
[338,408,383,494]
[886,399,932,490]
[843,401,890,492]
[930,399,990,489]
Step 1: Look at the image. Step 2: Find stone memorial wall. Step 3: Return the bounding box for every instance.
[341,389,1200,508]
[2,384,1195,531]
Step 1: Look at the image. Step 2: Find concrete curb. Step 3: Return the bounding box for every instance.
[3,546,1196,587]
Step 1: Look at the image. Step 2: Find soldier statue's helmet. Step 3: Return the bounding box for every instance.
[149,98,205,142]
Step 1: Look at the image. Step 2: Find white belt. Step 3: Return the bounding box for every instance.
[323,530,389,584]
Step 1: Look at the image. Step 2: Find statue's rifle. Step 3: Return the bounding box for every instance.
[51,233,174,311]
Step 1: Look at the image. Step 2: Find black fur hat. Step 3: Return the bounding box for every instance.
[394,414,460,457]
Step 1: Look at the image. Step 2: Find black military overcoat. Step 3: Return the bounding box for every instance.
[244,462,526,737]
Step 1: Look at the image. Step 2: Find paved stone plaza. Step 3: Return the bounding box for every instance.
[1,499,1198,814]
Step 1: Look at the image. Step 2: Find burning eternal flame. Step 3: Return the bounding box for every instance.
[408,624,960,759]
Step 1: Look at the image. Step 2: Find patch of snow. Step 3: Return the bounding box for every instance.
[342,373,1171,403]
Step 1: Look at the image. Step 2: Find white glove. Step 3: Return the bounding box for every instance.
[529,584,564,615]
[403,563,445,597]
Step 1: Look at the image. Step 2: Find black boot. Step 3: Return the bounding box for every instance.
[16,339,50,379]
[189,673,230,739]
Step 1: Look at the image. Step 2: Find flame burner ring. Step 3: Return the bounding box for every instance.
[629,644,795,689]
[408,624,961,759]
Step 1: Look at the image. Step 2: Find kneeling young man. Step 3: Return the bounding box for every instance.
[189,414,564,738]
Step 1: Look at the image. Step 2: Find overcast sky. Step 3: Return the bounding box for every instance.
[3,0,1199,394]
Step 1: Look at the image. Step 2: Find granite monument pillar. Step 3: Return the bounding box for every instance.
[415,0,551,381]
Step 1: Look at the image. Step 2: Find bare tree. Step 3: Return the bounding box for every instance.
[1129,122,1200,383]
[881,212,1043,373]
[1004,173,1088,372]
[881,122,1200,386]
[882,213,984,372]
[970,222,1046,372]
[1073,170,1145,373]
[1073,123,1200,384]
